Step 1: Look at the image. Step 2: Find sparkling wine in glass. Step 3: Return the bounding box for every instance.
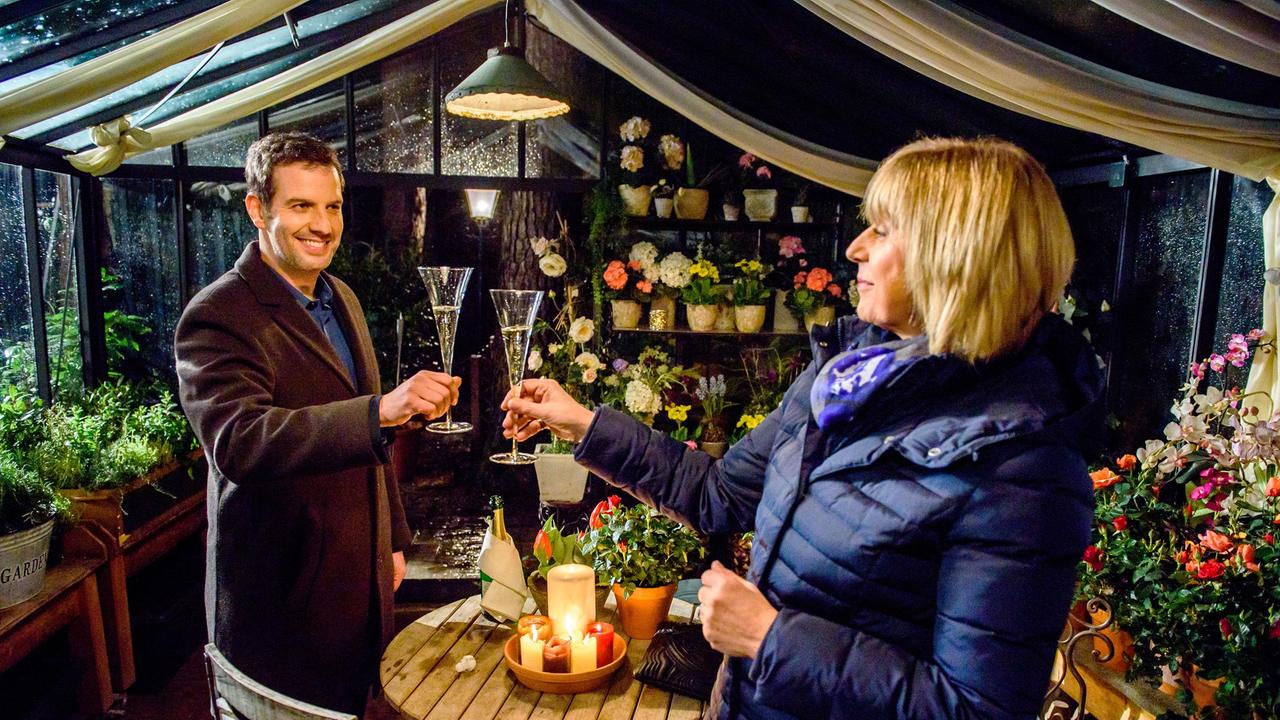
[489,288,543,465]
[418,266,474,434]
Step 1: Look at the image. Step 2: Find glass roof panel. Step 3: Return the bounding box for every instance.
[13,0,395,142]
[0,29,157,96]
[0,0,183,66]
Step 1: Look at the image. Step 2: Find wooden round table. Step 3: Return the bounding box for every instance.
[379,593,706,720]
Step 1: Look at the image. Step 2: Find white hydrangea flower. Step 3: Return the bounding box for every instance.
[657,252,693,289]
[569,317,594,344]
[620,145,644,173]
[624,380,659,416]
[658,134,684,170]
[526,348,543,372]
[538,252,567,278]
[629,241,659,270]
[619,116,651,141]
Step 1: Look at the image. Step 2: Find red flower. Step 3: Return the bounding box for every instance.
[1090,468,1122,491]
[617,541,628,553]
[1115,454,1137,471]
[1112,516,1129,532]
[1220,618,1233,640]
[1266,476,1280,497]
[1083,545,1104,571]
[1237,544,1260,572]
[533,529,553,560]
[1266,533,1275,545]
[1200,529,1234,553]
[1270,621,1280,640]
[589,495,622,529]
[1197,559,1226,580]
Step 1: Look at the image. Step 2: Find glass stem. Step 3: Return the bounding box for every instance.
[511,436,519,458]
[444,406,453,427]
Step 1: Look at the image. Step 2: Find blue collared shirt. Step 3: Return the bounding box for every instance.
[282,273,358,386]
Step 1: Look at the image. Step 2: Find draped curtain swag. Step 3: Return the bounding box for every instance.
[1089,0,1280,78]
[67,0,501,175]
[527,0,877,195]
[794,0,1280,182]
[1245,180,1280,413]
[0,0,307,148]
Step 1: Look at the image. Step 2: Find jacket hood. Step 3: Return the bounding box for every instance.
[809,313,1104,476]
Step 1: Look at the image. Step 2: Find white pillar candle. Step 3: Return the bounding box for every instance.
[519,625,545,672]
[570,635,598,673]
[547,563,595,638]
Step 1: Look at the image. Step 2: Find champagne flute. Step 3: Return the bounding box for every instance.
[489,288,543,465]
[418,266,474,434]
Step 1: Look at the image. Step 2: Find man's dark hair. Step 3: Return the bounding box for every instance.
[244,131,344,211]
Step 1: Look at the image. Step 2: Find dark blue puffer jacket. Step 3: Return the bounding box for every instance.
[573,314,1101,720]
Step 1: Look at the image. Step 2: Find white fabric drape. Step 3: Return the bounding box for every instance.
[1090,0,1280,78]
[795,0,1280,181]
[1245,179,1280,415]
[68,0,500,175]
[0,0,306,146]
[526,0,877,196]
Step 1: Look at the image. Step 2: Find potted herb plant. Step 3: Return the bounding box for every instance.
[680,259,723,332]
[730,259,772,333]
[582,499,705,639]
[0,443,70,609]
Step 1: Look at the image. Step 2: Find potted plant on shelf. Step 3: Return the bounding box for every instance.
[616,116,653,216]
[664,403,700,450]
[680,258,724,332]
[769,235,806,331]
[0,437,70,609]
[602,257,652,330]
[1076,329,1280,717]
[651,179,676,219]
[527,516,609,616]
[790,182,811,223]
[730,259,772,333]
[787,266,845,330]
[738,152,777,221]
[583,499,705,639]
[648,251,692,330]
[674,141,726,221]
[695,374,732,458]
[599,347,686,426]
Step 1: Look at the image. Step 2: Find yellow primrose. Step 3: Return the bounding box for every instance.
[689,260,720,282]
[666,404,691,422]
[736,413,765,430]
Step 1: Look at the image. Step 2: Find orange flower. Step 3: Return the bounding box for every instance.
[1199,529,1234,553]
[1237,544,1260,572]
[805,268,833,292]
[636,280,653,294]
[603,260,628,290]
[627,259,643,271]
[1115,454,1137,471]
[1090,468,1121,490]
[1266,476,1280,497]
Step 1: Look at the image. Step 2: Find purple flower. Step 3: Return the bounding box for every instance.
[1190,362,1205,380]
[1190,482,1215,501]
[612,358,629,373]
[1209,354,1226,373]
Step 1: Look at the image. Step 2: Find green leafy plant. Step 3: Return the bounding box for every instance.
[530,516,591,580]
[582,498,705,596]
[0,449,70,535]
[679,258,723,306]
[730,259,771,306]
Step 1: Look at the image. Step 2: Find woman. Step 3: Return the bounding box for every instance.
[503,137,1101,720]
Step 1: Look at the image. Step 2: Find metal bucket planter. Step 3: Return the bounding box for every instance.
[0,520,55,609]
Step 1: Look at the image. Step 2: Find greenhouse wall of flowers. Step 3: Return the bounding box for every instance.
[0,1,1277,719]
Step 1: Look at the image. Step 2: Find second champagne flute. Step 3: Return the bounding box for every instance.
[489,288,543,465]
[418,266,473,434]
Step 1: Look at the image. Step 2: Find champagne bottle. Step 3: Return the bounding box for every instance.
[479,494,526,621]
[491,495,508,542]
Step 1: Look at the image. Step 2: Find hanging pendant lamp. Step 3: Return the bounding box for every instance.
[444,0,570,121]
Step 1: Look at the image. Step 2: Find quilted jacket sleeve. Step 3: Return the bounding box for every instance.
[746,448,1092,720]
[572,405,781,535]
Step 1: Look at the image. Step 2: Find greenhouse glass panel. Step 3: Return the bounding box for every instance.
[34,169,82,400]
[188,181,254,295]
[439,20,516,177]
[123,145,173,166]
[268,80,347,166]
[524,24,600,179]
[102,178,178,379]
[185,116,259,168]
[1059,183,1125,363]
[0,0,181,68]
[1111,170,1210,451]
[0,163,35,395]
[1210,177,1271,351]
[353,44,434,173]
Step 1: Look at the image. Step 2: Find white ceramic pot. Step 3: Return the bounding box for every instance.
[742,189,778,221]
[790,206,810,223]
[611,299,643,329]
[686,304,719,332]
[722,204,741,221]
[533,444,589,504]
[654,198,674,218]
[734,305,767,333]
[773,291,800,332]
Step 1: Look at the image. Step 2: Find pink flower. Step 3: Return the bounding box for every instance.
[827,283,842,298]
[1199,529,1233,553]
[1190,482,1214,501]
[1190,362,1205,380]
[798,258,808,267]
[756,166,772,180]
[1209,354,1226,373]
[793,271,808,287]
[778,235,805,258]
[738,153,756,169]
[684,440,697,451]
[1247,328,1265,341]
[1226,347,1249,368]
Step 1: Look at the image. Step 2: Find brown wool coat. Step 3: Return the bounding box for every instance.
[175,241,411,713]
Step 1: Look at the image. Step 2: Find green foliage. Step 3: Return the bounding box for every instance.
[730,260,771,307]
[583,502,705,596]
[0,449,69,535]
[530,516,590,580]
[678,259,723,306]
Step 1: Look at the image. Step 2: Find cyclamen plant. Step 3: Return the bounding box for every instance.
[1077,328,1280,718]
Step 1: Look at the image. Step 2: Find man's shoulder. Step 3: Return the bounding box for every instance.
[180,268,261,329]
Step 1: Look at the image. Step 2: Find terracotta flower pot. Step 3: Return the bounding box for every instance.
[1088,608,1135,673]
[618,184,652,217]
[612,583,677,640]
[1183,666,1223,709]
[734,305,767,333]
[686,304,719,332]
[611,299,643,329]
[674,188,709,220]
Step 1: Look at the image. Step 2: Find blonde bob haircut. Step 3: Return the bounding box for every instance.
[862,137,1075,362]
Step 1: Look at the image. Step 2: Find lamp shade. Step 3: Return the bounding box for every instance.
[445,45,570,121]
[464,188,500,221]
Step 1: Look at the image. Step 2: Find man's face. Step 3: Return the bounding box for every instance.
[247,162,344,285]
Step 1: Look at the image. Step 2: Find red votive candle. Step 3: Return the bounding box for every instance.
[585,622,614,666]
[543,636,571,673]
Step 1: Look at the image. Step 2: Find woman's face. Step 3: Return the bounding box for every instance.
[845,221,921,337]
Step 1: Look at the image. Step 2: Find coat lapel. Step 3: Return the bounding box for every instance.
[326,276,381,395]
[233,242,358,395]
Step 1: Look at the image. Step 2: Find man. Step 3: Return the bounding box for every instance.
[175,132,459,715]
